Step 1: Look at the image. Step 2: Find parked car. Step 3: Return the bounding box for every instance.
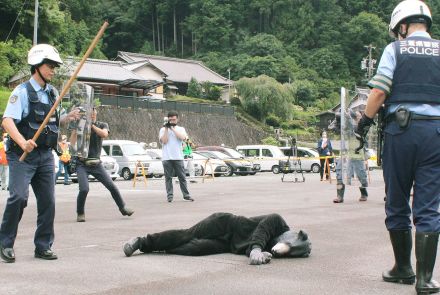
[143,148,202,177]
[102,140,162,180]
[236,145,286,173]
[55,149,120,183]
[197,146,261,173]
[279,146,321,173]
[196,150,256,176]
[192,152,229,176]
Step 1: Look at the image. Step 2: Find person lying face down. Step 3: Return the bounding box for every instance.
[122,212,311,265]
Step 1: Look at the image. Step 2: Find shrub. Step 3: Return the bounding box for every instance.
[265,114,281,127]
[261,136,279,146]
[230,97,241,106]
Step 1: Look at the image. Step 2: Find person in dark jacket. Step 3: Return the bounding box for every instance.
[122,212,311,265]
[317,131,333,181]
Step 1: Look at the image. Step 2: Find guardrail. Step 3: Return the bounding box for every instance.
[95,94,235,116]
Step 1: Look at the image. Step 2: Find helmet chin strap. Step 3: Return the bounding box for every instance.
[35,65,48,88]
[398,24,408,39]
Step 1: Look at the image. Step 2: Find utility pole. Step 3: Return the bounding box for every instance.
[227,68,231,102]
[33,0,39,45]
[361,44,376,80]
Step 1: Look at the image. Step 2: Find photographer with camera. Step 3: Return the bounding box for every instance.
[159,111,194,203]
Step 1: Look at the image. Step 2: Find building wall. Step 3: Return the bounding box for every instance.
[133,66,164,97]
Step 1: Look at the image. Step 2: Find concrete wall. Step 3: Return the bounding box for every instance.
[97,106,267,148]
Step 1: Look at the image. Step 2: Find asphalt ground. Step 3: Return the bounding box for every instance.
[0,170,437,295]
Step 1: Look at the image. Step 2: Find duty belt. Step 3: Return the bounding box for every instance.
[386,113,440,123]
[386,107,440,130]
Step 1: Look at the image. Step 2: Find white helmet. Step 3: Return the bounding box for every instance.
[389,0,432,38]
[28,44,63,66]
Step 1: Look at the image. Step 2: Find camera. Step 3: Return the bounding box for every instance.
[163,117,176,128]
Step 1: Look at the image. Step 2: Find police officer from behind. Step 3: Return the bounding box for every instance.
[356,1,440,293]
[75,108,134,222]
[0,44,80,263]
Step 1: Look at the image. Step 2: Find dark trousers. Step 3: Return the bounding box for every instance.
[383,121,440,232]
[319,158,329,180]
[138,213,289,256]
[76,161,125,214]
[139,213,233,256]
[0,149,55,250]
[162,160,190,199]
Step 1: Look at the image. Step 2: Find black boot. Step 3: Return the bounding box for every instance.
[415,232,440,294]
[382,230,415,284]
[359,187,368,202]
[333,183,344,203]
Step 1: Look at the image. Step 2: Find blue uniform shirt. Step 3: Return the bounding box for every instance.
[3,77,59,123]
[376,31,440,116]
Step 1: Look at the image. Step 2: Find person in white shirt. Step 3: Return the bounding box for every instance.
[159,111,194,202]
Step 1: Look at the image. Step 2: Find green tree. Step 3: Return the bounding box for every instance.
[342,12,388,82]
[291,80,319,107]
[235,75,291,121]
[186,77,202,98]
[237,33,286,58]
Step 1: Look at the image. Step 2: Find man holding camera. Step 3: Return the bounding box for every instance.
[159,111,194,203]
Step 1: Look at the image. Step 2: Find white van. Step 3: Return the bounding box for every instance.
[236,145,286,173]
[102,140,160,180]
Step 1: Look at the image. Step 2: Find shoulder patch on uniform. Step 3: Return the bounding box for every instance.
[9,95,18,104]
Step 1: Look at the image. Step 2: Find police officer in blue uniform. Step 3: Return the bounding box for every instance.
[0,44,79,263]
[356,1,440,294]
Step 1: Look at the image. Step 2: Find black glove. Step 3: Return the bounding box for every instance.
[355,113,375,140]
[249,248,272,265]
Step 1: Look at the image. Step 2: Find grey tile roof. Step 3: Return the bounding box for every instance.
[118,52,231,85]
[65,58,143,82]
[9,58,144,84]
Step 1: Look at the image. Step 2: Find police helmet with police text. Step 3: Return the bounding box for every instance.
[28,44,63,66]
[389,0,432,38]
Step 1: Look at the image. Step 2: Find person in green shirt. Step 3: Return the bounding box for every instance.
[183,138,197,183]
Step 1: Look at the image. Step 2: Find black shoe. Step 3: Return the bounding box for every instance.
[64,182,71,185]
[183,196,194,201]
[167,196,173,202]
[120,207,134,216]
[34,249,58,260]
[123,237,141,257]
[77,214,86,222]
[0,246,15,263]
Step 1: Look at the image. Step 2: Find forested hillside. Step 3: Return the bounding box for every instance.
[1,0,439,134]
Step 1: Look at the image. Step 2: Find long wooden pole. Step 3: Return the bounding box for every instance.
[20,21,109,161]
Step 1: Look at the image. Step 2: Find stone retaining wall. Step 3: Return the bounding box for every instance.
[97,106,267,147]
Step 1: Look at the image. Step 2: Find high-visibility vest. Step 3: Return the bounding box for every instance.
[0,142,7,165]
[59,142,71,163]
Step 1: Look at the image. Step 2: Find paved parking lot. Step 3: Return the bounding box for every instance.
[0,170,437,295]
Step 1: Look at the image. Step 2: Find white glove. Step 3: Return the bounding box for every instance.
[249,248,272,265]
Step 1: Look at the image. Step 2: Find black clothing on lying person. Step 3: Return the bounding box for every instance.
[137,212,300,256]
